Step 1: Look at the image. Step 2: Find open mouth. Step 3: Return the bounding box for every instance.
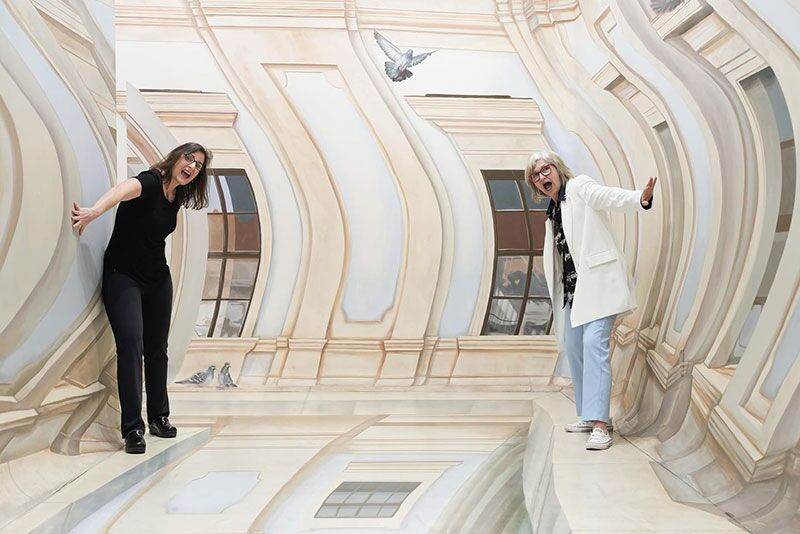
[181,168,192,179]
[542,179,553,192]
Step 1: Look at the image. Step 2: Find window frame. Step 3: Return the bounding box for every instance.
[197,168,261,338]
[481,169,553,336]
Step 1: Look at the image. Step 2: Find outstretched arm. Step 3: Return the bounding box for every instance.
[71,178,142,235]
[576,175,657,213]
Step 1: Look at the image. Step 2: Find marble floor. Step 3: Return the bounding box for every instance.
[1,391,743,533]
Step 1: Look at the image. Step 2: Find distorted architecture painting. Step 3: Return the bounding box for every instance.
[1,1,799,532]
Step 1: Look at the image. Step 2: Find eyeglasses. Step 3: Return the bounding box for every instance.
[183,152,204,170]
[530,163,554,183]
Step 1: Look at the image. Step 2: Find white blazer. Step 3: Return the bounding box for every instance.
[543,175,647,332]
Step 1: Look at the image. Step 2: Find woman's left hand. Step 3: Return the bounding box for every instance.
[641,176,657,207]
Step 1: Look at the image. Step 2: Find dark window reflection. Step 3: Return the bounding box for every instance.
[194,169,261,338]
[482,170,553,335]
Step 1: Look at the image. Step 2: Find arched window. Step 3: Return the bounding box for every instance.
[732,68,795,371]
[481,169,553,335]
[194,169,261,337]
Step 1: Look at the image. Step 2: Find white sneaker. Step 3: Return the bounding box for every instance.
[586,428,613,450]
[564,420,613,433]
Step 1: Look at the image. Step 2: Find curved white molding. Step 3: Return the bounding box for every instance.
[283,69,404,322]
[345,21,453,341]
[0,76,23,273]
[745,1,800,56]
[0,1,111,384]
[607,23,713,335]
[0,58,63,362]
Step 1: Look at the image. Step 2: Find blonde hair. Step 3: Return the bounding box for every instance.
[524,150,575,201]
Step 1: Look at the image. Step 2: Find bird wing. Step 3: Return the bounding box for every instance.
[409,50,435,67]
[374,31,403,61]
[177,369,206,383]
[650,0,685,14]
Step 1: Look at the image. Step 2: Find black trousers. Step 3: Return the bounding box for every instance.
[102,268,172,438]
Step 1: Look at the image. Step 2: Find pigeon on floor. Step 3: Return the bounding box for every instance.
[176,365,215,385]
[374,31,435,82]
[650,0,686,14]
[218,362,237,388]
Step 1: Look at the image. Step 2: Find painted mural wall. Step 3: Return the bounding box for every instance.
[2,0,800,531]
[0,0,118,465]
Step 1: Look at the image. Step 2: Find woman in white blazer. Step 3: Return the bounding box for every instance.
[525,150,657,450]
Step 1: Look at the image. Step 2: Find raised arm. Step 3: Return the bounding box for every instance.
[573,175,657,213]
[71,178,143,235]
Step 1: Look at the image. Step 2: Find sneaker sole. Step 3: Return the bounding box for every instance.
[586,440,612,450]
[565,426,614,433]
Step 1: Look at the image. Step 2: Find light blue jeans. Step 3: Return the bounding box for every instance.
[563,304,616,424]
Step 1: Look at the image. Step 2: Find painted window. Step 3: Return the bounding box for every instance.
[481,170,553,335]
[731,68,795,370]
[315,481,420,519]
[194,169,260,337]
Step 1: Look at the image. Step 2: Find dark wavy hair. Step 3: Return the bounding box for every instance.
[151,142,212,209]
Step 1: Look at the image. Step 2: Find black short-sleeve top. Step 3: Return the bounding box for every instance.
[104,169,180,284]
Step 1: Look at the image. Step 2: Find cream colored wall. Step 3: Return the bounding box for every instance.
[114,0,565,388]
[574,0,800,528]
[2,0,800,530]
[0,0,119,464]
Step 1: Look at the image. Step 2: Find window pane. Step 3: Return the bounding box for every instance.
[316,505,338,517]
[345,491,370,504]
[207,177,223,213]
[757,232,788,300]
[228,214,260,252]
[212,300,249,337]
[488,180,523,210]
[221,258,258,299]
[495,212,529,250]
[521,180,550,210]
[367,492,392,504]
[208,213,225,253]
[203,258,223,299]
[485,299,521,335]
[528,212,547,250]
[520,298,552,335]
[337,505,360,518]
[219,173,256,212]
[528,256,548,297]
[325,491,350,504]
[194,301,217,338]
[780,140,795,217]
[493,256,529,297]
[386,492,409,504]
[358,505,382,517]
[730,304,762,364]
[378,505,399,517]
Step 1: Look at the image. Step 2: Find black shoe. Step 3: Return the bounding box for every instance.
[124,429,146,454]
[149,416,177,438]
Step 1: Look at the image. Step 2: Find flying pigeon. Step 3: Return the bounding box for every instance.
[176,365,215,385]
[218,362,237,388]
[374,31,435,82]
[650,0,686,13]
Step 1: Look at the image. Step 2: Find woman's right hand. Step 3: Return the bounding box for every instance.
[640,176,658,207]
[71,202,99,236]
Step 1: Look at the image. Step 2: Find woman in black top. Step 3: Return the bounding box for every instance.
[72,143,211,453]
